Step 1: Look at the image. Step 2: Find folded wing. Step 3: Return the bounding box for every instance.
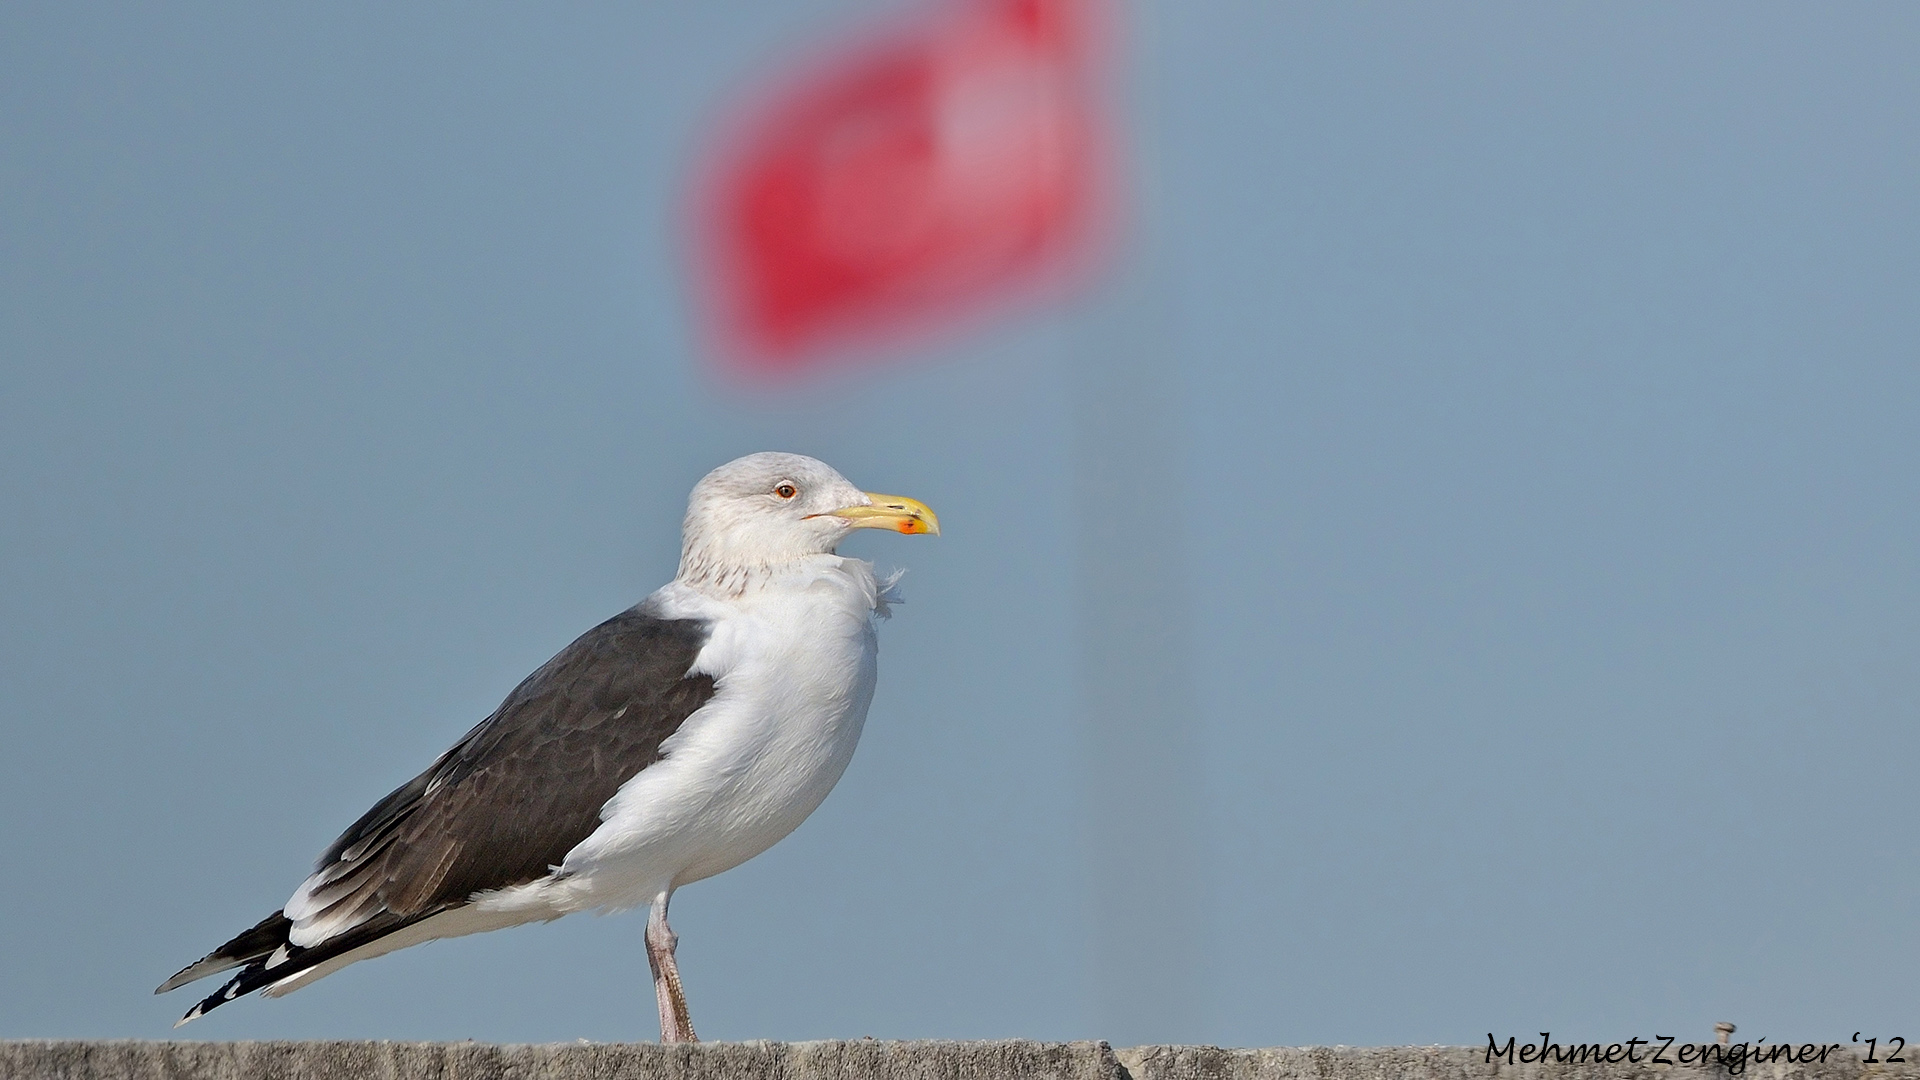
[157,606,717,1023]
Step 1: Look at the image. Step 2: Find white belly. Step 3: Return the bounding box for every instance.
[528,558,885,913]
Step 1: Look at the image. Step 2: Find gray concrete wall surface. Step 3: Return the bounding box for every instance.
[3,1041,1915,1080]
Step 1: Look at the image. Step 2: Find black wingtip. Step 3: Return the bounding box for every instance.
[175,970,247,1026]
[161,906,443,1026]
[157,911,295,995]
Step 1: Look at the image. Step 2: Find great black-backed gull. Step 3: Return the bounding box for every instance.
[156,452,939,1041]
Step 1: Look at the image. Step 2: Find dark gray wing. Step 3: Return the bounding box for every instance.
[158,605,717,1017]
[296,605,716,923]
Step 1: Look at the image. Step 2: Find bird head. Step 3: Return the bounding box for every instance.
[677,452,938,589]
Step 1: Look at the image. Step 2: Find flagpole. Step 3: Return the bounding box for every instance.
[693,0,1200,1039]
[1071,0,1203,1043]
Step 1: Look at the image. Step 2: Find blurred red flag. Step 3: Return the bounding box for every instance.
[695,0,1111,377]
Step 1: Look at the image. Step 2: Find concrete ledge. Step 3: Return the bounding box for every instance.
[3,1041,1914,1080]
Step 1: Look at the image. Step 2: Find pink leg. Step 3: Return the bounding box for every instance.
[645,893,697,1043]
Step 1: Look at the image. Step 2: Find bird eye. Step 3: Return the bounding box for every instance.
[774,483,798,499]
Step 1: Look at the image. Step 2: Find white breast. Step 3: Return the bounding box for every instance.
[541,556,887,913]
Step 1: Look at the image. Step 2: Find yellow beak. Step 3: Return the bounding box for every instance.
[822,493,941,536]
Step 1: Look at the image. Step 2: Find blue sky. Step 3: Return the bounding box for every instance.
[3,0,1916,1048]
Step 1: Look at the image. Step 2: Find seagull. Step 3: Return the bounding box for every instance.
[156,452,938,1041]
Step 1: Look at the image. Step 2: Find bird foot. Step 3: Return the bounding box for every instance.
[646,900,698,1043]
